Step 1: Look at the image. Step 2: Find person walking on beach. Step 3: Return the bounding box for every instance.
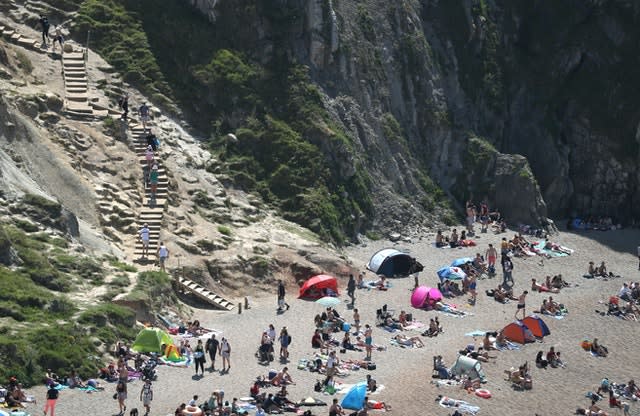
[205,333,219,371]
[353,308,361,335]
[116,380,127,415]
[139,379,153,416]
[139,223,150,258]
[51,25,64,52]
[277,280,290,312]
[347,274,356,305]
[364,324,373,361]
[515,290,528,320]
[502,255,513,287]
[43,383,59,416]
[157,241,169,272]
[194,339,206,376]
[486,244,497,274]
[219,337,231,372]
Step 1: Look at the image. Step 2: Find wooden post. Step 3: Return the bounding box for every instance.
[238,302,242,314]
[244,297,250,310]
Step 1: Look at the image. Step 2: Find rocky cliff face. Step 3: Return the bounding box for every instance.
[184,0,640,226]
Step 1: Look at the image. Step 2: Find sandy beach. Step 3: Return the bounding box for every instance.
[22,226,640,416]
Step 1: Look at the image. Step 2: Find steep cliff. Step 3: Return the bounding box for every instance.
[67,0,640,239]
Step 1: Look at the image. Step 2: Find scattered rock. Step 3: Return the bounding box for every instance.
[388,232,401,242]
[39,111,60,124]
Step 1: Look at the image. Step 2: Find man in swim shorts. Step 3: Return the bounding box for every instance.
[515,290,528,320]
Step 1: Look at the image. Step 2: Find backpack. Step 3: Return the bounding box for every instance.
[47,388,59,400]
[287,335,292,345]
[314,380,322,392]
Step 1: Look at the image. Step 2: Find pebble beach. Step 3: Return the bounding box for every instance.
[22,226,640,416]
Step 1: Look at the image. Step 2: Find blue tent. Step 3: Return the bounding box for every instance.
[366,248,423,278]
[341,381,367,410]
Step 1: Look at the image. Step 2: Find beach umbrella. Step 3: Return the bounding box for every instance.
[341,382,367,410]
[315,296,341,308]
[411,286,430,308]
[427,287,443,303]
[437,266,466,281]
[451,257,474,267]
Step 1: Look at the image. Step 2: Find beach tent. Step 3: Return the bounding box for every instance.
[502,321,536,344]
[522,315,551,338]
[366,248,423,278]
[341,382,367,410]
[299,275,339,299]
[411,286,442,308]
[131,327,173,353]
[164,344,183,362]
[449,355,486,381]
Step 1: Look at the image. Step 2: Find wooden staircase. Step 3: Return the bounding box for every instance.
[131,125,168,260]
[174,276,234,311]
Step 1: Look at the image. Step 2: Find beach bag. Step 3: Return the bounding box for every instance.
[367,363,376,370]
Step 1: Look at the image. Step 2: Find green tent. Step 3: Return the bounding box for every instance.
[131,327,174,353]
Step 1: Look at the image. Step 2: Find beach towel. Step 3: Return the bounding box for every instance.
[493,341,520,351]
[534,241,571,257]
[433,380,462,388]
[438,396,480,415]
[404,321,426,331]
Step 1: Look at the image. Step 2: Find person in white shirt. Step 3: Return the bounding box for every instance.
[139,224,150,258]
[157,242,169,272]
[619,283,632,301]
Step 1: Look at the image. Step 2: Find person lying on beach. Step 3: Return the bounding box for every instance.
[531,278,560,293]
[393,334,424,348]
[434,301,466,315]
[576,405,609,416]
[365,396,391,411]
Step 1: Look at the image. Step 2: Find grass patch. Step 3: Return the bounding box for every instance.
[126,271,177,311]
[109,274,131,288]
[217,225,231,236]
[107,257,138,273]
[15,51,33,74]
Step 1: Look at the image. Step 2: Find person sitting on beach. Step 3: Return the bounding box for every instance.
[68,369,86,388]
[483,333,497,351]
[597,261,608,277]
[551,274,570,289]
[329,398,345,416]
[531,278,560,293]
[623,302,639,321]
[587,261,598,277]
[472,253,486,274]
[618,283,632,302]
[311,329,328,353]
[356,272,365,289]
[546,346,564,367]
[270,367,295,386]
[535,351,548,369]
[495,330,507,348]
[590,338,608,357]
[398,310,409,328]
[422,318,441,337]
[342,332,359,351]
[449,229,459,248]
[366,374,377,392]
[435,230,447,248]
[393,334,424,348]
[461,376,481,391]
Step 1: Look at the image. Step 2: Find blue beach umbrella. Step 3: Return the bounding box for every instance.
[451,257,474,267]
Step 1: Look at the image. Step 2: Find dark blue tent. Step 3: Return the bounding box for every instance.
[366,248,423,278]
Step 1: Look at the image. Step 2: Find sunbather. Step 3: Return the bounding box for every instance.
[531,278,560,293]
[393,334,424,348]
